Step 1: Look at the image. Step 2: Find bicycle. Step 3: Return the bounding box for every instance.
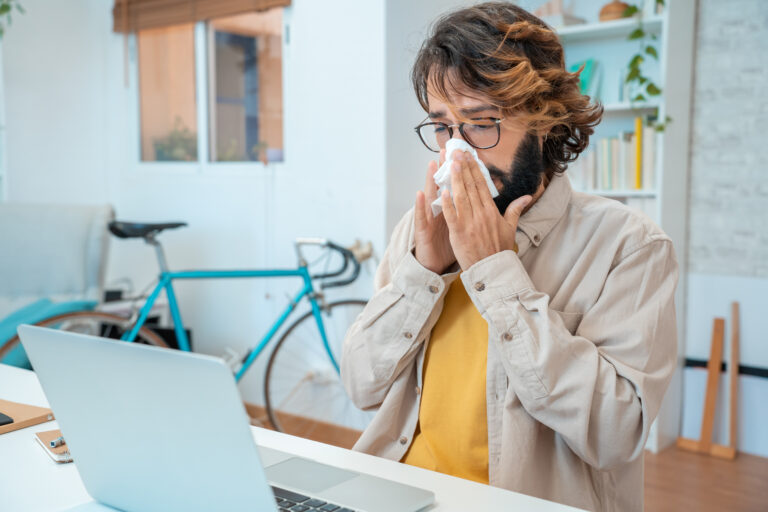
[0,220,374,439]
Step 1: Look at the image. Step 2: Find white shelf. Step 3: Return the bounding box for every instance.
[602,101,660,114]
[584,189,658,198]
[557,15,663,43]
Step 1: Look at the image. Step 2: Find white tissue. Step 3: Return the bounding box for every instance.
[431,139,499,217]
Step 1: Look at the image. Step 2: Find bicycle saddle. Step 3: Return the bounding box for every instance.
[108,221,187,239]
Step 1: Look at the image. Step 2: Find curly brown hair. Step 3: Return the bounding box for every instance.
[412,2,603,179]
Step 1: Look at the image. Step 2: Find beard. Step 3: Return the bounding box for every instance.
[488,133,545,215]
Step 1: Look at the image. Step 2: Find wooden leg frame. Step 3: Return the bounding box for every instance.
[676,302,739,460]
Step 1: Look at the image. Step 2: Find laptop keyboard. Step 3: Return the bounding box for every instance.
[272,486,357,512]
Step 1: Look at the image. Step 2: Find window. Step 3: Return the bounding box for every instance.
[210,11,284,162]
[138,24,198,162]
[135,9,284,164]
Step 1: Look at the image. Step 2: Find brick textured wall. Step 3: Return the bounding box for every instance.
[688,0,768,277]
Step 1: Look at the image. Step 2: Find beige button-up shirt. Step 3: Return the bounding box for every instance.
[341,173,678,512]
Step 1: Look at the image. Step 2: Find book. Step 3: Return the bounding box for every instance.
[642,125,656,190]
[569,59,600,100]
[0,399,54,435]
[634,117,643,189]
[600,138,610,189]
[580,124,654,195]
[35,429,73,463]
[610,137,620,190]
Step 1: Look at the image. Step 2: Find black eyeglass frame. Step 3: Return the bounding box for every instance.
[413,118,504,153]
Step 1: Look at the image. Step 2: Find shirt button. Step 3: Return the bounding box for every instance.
[428,285,439,294]
[403,331,413,339]
[502,332,513,341]
[474,282,485,292]
[533,234,541,243]
[399,436,408,445]
[415,386,421,395]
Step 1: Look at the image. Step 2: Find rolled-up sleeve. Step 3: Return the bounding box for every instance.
[341,213,456,410]
[461,236,678,470]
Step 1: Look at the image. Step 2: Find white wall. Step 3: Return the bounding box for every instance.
[383,0,476,237]
[682,0,768,457]
[3,0,110,204]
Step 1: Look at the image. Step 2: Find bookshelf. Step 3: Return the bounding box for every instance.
[558,14,663,42]
[602,101,659,114]
[590,189,656,198]
[540,0,696,453]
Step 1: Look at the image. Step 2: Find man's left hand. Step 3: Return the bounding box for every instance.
[441,151,532,270]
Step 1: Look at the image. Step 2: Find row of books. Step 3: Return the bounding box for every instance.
[568,118,657,192]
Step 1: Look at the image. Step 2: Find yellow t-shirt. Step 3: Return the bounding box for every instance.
[401,276,489,483]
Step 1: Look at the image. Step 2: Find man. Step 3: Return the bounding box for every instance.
[341,3,678,511]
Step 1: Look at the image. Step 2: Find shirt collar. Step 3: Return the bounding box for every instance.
[517,172,572,247]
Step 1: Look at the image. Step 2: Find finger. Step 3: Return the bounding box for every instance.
[441,188,458,227]
[450,160,471,219]
[458,152,484,211]
[464,151,493,209]
[439,148,447,166]
[424,159,439,204]
[503,195,533,223]
[415,190,428,229]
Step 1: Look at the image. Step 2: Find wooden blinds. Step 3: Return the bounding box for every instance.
[113,0,291,33]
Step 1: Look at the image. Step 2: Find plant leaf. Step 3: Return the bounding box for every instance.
[628,27,645,40]
[638,76,648,85]
[630,54,645,68]
[626,67,641,82]
[0,4,11,15]
[645,45,658,59]
[632,94,647,102]
[646,83,662,96]
[623,5,640,17]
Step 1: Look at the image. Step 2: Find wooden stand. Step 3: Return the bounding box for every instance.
[676,302,739,459]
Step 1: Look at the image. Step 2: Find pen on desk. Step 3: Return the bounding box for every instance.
[50,436,66,448]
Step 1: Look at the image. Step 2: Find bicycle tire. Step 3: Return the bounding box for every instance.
[0,310,168,361]
[263,299,372,440]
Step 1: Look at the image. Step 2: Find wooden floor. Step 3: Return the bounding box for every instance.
[644,447,768,512]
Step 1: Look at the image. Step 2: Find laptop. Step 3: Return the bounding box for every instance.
[18,325,434,512]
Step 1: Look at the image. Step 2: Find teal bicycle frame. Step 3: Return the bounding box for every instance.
[120,265,337,382]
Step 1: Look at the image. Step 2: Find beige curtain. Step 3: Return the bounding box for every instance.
[113,0,291,33]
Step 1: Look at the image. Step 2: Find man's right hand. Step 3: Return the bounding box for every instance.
[414,149,456,274]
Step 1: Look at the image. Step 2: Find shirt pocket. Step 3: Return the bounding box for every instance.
[550,309,583,336]
[360,286,405,329]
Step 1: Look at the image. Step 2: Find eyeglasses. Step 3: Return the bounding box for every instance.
[414,118,504,153]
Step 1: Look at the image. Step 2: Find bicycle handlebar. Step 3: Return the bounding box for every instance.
[320,242,361,289]
[294,239,361,289]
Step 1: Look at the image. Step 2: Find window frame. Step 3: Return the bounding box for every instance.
[128,17,287,175]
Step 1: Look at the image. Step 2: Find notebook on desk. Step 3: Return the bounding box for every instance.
[0,399,54,435]
[18,325,434,512]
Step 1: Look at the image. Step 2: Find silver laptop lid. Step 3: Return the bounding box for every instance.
[19,325,277,512]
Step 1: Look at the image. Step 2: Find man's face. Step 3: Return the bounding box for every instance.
[426,86,544,215]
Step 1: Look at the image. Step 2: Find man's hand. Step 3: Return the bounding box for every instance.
[441,151,532,271]
[414,150,456,274]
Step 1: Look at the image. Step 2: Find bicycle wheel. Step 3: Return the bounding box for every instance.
[264,299,373,442]
[0,311,168,362]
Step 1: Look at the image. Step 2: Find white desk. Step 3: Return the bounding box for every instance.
[0,364,582,512]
